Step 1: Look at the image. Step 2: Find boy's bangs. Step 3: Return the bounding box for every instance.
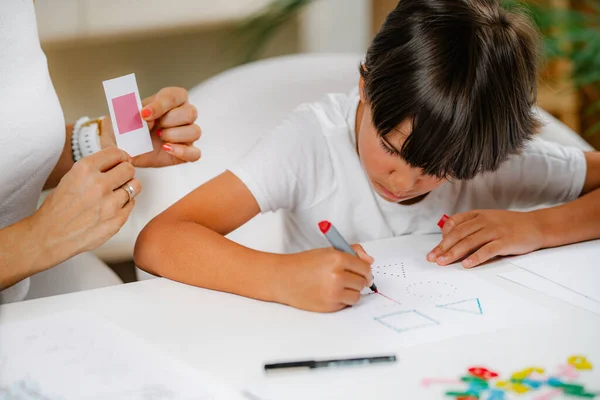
[395,101,539,180]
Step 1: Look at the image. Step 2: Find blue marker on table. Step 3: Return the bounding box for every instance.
[318,220,378,293]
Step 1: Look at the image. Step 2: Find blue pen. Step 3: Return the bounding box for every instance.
[318,220,378,293]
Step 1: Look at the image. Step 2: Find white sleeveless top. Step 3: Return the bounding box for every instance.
[0,0,66,303]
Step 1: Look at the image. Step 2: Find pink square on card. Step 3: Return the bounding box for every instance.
[112,92,143,134]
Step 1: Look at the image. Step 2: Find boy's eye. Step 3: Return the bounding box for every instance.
[379,138,401,156]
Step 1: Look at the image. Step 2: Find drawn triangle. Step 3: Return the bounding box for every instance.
[437,298,483,315]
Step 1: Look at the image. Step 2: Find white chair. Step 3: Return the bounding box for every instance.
[90,53,593,279]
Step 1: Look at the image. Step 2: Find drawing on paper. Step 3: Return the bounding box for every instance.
[374,310,438,333]
[406,281,458,300]
[373,261,407,279]
[437,298,483,315]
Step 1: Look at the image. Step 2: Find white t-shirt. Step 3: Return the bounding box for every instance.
[0,0,66,302]
[229,89,586,254]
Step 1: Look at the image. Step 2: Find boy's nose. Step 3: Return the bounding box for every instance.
[390,170,418,194]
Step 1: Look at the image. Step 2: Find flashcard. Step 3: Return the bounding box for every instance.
[103,73,153,157]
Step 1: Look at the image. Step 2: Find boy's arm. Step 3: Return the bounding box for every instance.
[134,171,373,312]
[534,151,600,247]
[428,151,600,268]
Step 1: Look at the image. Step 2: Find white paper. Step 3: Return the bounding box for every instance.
[0,311,246,400]
[498,240,600,316]
[508,240,600,303]
[103,73,153,157]
[498,268,600,316]
[332,236,554,349]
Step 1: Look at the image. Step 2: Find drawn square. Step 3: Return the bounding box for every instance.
[112,92,142,134]
[375,310,438,333]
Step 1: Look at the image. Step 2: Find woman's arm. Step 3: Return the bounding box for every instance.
[44,123,75,190]
[0,216,50,288]
[1,148,137,289]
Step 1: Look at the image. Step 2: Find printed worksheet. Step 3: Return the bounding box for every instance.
[334,235,555,348]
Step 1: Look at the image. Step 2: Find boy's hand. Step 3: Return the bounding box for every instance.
[426,210,544,268]
[277,245,374,313]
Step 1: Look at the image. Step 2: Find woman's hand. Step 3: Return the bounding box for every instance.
[100,87,201,168]
[32,147,141,263]
[426,210,544,268]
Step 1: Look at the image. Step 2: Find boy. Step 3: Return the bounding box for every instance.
[134,0,600,312]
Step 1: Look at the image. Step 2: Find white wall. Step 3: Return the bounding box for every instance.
[37,8,299,122]
[300,0,370,54]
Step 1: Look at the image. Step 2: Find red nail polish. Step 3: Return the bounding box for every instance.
[437,214,449,229]
[163,144,172,152]
[156,129,162,137]
[141,108,152,118]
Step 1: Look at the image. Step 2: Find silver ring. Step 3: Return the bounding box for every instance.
[122,184,136,204]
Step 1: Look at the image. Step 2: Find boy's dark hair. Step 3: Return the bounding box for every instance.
[360,0,541,180]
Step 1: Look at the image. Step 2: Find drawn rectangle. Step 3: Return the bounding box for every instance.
[375,310,438,333]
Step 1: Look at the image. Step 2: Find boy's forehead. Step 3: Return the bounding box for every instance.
[385,119,412,145]
[394,119,412,136]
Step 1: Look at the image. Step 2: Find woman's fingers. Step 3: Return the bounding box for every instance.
[113,178,142,208]
[141,87,188,121]
[105,161,136,190]
[158,103,198,128]
[158,124,201,144]
[86,147,131,172]
[162,143,201,162]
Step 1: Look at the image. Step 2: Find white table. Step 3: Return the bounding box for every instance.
[1,235,599,399]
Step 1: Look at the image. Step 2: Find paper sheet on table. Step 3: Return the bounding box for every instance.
[103,73,153,157]
[499,268,600,316]
[499,240,600,316]
[332,235,554,349]
[0,311,246,400]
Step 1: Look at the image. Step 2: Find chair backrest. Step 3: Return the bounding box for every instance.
[133,53,363,252]
[189,53,364,182]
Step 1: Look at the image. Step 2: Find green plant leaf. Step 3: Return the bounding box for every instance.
[234,0,317,64]
[585,100,600,116]
[584,120,600,137]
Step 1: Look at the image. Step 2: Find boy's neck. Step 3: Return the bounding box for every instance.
[355,100,364,152]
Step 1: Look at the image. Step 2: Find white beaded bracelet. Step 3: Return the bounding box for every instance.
[71,116,104,162]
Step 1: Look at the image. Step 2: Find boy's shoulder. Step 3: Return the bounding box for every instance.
[289,88,359,140]
[460,137,586,210]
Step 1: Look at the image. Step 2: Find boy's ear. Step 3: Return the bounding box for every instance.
[358,76,366,102]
